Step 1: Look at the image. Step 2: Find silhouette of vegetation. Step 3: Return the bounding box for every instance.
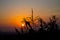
[48,15,58,32]
[15,15,59,35]
[0,15,59,40]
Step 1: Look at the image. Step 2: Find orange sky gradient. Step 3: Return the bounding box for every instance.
[0,0,60,32]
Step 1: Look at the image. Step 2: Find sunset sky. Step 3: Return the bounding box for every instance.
[0,0,60,32]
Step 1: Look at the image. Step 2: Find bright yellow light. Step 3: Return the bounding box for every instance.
[22,24,25,26]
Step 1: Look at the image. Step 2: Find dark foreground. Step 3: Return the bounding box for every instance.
[0,15,59,40]
[0,31,60,40]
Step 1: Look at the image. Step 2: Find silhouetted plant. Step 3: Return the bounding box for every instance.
[15,27,20,35]
[15,15,59,36]
[23,18,32,29]
[48,15,58,32]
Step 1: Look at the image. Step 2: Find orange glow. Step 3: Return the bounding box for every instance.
[0,7,50,28]
[22,23,25,27]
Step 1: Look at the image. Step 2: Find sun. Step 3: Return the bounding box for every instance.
[22,23,25,27]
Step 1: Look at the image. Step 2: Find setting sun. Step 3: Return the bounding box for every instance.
[0,0,60,33]
[22,24,25,27]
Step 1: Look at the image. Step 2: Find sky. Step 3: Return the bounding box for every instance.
[0,0,60,32]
